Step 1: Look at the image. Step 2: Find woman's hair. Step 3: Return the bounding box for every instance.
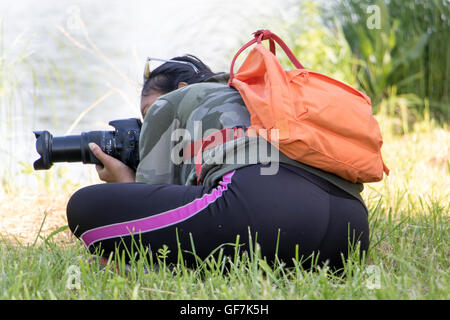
[142,54,217,96]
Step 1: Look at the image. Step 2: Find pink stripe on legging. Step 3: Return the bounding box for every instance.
[80,171,235,249]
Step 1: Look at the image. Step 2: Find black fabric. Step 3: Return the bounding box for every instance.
[67,163,369,270]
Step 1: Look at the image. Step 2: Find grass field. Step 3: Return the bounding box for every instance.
[0,120,448,300]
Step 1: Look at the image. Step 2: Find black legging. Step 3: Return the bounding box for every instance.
[66,163,369,270]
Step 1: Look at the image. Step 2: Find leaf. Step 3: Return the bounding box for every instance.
[357,26,374,59]
[44,225,69,244]
[393,33,429,69]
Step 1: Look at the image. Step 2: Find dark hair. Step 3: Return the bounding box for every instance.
[141,54,217,96]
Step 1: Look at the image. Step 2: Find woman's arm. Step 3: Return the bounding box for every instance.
[136,98,179,184]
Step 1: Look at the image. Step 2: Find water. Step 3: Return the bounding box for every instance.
[0,0,298,188]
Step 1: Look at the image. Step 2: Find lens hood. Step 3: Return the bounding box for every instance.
[33,130,53,170]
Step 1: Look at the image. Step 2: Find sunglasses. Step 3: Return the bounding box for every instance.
[143,57,200,81]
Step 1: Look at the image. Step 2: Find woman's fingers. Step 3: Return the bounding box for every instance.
[94,163,105,179]
[89,143,112,166]
[89,142,136,183]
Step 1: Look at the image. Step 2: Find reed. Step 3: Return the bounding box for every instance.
[331,0,449,123]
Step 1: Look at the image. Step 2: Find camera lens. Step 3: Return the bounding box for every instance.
[33,131,108,170]
[33,118,141,170]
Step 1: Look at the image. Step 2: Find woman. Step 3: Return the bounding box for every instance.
[66,55,369,270]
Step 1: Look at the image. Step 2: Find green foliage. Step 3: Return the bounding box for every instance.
[279,1,358,87]
[17,161,79,194]
[332,0,450,123]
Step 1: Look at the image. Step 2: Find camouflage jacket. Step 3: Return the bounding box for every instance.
[135,81,367,211]
[136,81,250,185]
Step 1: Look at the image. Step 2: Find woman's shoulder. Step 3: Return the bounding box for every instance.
[203,72,230,83]
[159,81,229,103]
[181,80,233,95]
[161,81,241,113]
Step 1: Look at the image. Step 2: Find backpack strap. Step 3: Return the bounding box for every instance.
[183,127,247,184]
[229,29,305,85]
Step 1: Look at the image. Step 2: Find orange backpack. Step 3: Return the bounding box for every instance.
[228,30,389,183]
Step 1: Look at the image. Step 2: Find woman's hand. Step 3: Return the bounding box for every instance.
[89,143,136,183]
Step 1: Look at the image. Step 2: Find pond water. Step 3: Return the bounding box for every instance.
[0,0,297,188]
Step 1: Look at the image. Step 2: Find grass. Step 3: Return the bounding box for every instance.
[0,121,448,300]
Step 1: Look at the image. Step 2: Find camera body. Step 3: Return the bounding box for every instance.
[33,118,142,171]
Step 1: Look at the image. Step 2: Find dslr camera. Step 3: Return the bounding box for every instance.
[33,118,142,171]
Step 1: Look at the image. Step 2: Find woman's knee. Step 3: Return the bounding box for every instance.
[66,185,99,237]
